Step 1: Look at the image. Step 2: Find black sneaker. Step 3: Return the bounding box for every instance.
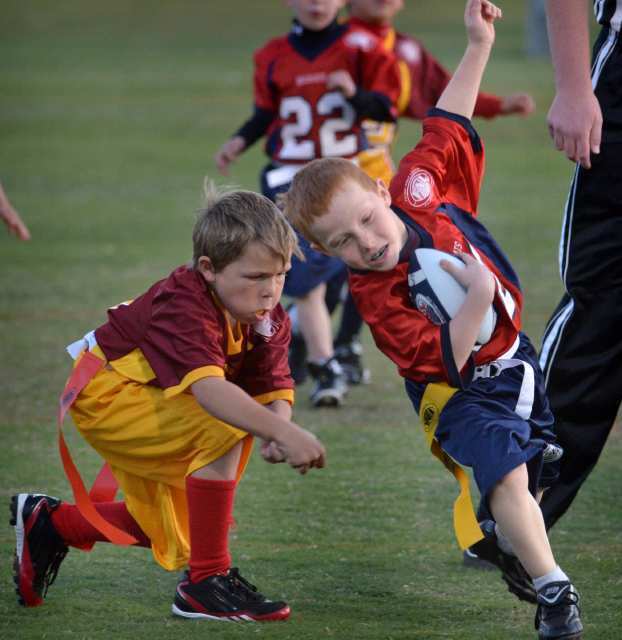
[462,547,495,570]
[172,568,290,622]
[288,333,308,385]
[469,519,537,603]
[10,493,69,607]
[334,341,370,385]
[535,581,583,639]
[307,357,347,407]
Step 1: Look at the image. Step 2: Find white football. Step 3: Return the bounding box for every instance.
[408,248,496,345]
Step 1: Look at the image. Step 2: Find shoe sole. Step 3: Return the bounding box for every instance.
[311,389,344,408]
[10,493,42,607]
[462,549,495,571]
[171,603,290,622]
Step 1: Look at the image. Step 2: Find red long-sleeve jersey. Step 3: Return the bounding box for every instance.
[253,21,401,164]
[350,111,522,388]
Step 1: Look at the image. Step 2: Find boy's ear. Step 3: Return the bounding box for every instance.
[196,256,216,283]
[376,178,392,206]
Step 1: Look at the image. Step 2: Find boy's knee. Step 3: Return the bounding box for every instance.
[494,463,529,495]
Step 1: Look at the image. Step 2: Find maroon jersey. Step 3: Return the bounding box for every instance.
[350,111,522,387]
[95,266,294,399]
[348,17,503,120]
[253,21,401,164]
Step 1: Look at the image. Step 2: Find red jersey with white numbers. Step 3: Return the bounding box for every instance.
[253,22,401,163]
[349,111,523,387]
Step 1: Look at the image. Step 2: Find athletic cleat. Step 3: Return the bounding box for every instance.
[462,548,495,570]
[307,357,347,408]
[543,443,563,464]
[334,340,370,385]
[172,568,290,622]
[535,581,583,639]
[469,519,537,604]
[10,493,68,607]
[288,333,308,385]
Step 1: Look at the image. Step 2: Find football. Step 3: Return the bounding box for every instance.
[407,248,497,345]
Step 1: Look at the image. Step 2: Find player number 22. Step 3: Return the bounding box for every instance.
[279,93,357,160]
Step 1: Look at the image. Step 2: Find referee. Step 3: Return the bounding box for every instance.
[539,0,622,529]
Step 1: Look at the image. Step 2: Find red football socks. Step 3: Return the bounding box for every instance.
[186,476,236,583]
[50,501,150,549]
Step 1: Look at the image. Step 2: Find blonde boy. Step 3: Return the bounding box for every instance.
[12,184,325,622]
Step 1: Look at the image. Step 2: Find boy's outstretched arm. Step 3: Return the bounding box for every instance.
[436,0,501,120]
[191,376,326,473]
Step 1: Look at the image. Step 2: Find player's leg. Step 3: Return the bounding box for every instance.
[283,235,347,407]
[286,269,347,385]
[172,441,290,622]
[334,289,370,385]
[538,28,622,531]
[297,283,348,407]
[10,492,150,607]
[488,466,583,640]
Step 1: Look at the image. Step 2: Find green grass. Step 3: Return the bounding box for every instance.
[1,2,621,639]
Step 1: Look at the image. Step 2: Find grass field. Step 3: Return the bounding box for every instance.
[1,2,621,639]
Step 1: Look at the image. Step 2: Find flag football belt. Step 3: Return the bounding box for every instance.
[418,382,484,550]
[57,333,137,546]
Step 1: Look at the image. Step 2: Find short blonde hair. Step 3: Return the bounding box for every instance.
[279,158,377,248]
[193,180,301,271]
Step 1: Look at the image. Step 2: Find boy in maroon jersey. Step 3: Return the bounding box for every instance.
[215,0,402,408]
[281,2,583,638]
[11,183,325,622]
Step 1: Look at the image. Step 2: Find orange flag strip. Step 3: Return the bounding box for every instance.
[57,351,136,546]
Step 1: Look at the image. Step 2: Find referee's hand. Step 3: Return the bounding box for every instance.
[547,89,602,169]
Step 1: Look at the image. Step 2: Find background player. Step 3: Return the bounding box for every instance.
[348,0,536,185]
[300,0,537,393]
[281,2,583,637]
[12,183,325,621]
[214,0,402,407]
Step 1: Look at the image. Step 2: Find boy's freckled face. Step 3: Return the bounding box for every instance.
[349,0,404,24]
[288,0,346,31]
[198,242,290,324]
[312,178,407,272]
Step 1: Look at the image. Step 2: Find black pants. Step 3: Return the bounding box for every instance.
[539,27,622,529]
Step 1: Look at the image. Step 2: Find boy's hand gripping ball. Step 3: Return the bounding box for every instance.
[408,248,497,345]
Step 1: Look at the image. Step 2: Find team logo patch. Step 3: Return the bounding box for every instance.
[414,293,444,326]
[405,169,433,207]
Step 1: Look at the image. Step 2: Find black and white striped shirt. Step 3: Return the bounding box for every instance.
[594,0,622,31]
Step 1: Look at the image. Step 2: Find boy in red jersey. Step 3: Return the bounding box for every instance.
[11,184,325,622]
[349,0,536,184]
[215,0,402,407]
[281,2,583,638]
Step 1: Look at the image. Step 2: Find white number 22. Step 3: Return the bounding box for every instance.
[279,92,357,160]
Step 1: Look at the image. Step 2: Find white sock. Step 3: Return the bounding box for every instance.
[494,523,516,556]
[533,566,569,592]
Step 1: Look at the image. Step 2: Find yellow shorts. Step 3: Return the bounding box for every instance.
[69,365,253,570]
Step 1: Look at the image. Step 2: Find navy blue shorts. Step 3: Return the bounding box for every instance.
[284,233,346,298]
[259,164,346,299]
[405,333,557,503]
